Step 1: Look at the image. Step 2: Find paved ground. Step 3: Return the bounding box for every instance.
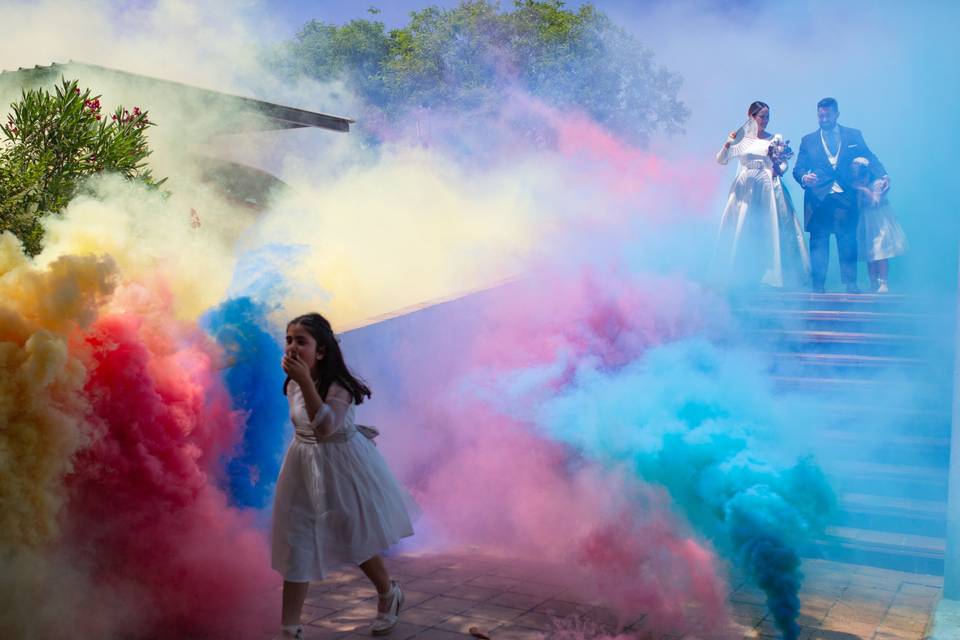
[262,550,942,640]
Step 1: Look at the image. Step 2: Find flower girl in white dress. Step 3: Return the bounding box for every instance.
[272,313,416,638]
[852,157,908,292]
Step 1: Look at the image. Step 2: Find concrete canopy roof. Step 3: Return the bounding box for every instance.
[0,61,354,133]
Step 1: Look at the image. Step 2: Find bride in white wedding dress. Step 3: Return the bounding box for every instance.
[713,101,809,289]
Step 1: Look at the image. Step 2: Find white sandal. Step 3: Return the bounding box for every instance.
[371,581,403,636]
[274,624,303,640]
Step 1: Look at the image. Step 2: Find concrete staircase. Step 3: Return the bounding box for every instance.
[731,290,956,575]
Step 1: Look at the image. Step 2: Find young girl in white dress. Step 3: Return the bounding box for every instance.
[851,157,908,292]
[272,313,416,639]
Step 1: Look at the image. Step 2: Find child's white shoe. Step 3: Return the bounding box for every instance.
[275,624,303,640]
[876,279,889,293]
[371,581,403,636]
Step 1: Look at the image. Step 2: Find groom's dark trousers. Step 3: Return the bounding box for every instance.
[794,124,885,291]
[808,193,858,290]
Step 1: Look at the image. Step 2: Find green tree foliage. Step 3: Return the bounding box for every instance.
[271,1,688,146]
[0,78,164,256]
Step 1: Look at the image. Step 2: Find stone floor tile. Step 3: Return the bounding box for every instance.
[584,605,621,628]
[389,560,446,578]
[487,625,546,640]
[805,627,873,640]
[819,616,879,638]
[507,580,568,599]
[892,594,939,610]
[885,605,932,620]
[508,611,557,632]
[399,605,456,628]
[487,591,550,611]
[462,602,527,624]
[731,589,767,606]
[408,628,471,640]
[731,613,762,629]
[444,584,500,602]
[382,621,430,640]
[466,575,522,590]
[306,590,371,610]
[829,602,887,625]
[301,603,338,623]
[550,591,601,606]
[798,608,831,627]
[898,583,942,597]
[416,596,477,615]
[880,615,928,634]
[801,594,838,609]
[404,578,465,595]
[337,584,378,600]
[531,599,591,618]
[487,565,535,580]
[848,575,900,592]
[731,602,769,620]
[341,620,426,640]
[755,618,783,636]
[873,628,922,640]
[300,625,355,640]
[313,605,374,629]
[427,568,482,585]
[308,580,349,594]
[433,614,503,636]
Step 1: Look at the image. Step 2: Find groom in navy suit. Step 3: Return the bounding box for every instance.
[793,97,888,293]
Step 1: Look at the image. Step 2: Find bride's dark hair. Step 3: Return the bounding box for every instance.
[748,101,770,116]
[283,313,372,404]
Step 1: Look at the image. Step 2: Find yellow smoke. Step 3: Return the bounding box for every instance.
[0,232,116,549]
[257,146,554,328]
[38,175,254,321]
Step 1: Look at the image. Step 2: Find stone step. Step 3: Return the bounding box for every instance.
[806,525,945,574]
[771,375,951,410]
[750,328,937,357]
[833,493,947,538]
[817,401,952,425]
[824,461,949,501]
[767,351,928,378]
[815,428,951,467]
[769,351,925,368]
[734,291,939,313]
[738,307,938,335]
[734,289,956,577]
[814,410,950,442]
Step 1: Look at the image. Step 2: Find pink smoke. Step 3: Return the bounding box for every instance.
[62,310,275,639]
[348,269,734,634]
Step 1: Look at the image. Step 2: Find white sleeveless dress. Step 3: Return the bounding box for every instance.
[271,383,417,582]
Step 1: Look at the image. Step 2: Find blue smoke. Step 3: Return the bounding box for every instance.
[202,297,286,510]
[531,339,834,640]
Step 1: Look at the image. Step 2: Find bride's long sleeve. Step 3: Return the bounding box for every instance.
[716,142,733,165]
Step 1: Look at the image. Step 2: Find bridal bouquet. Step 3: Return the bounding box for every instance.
[767,133,793,177]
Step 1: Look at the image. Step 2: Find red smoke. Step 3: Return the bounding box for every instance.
[63,312,275,639]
